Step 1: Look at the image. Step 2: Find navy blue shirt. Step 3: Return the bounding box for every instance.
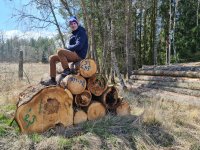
[66,26,88,59]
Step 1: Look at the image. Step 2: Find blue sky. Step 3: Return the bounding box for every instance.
[0,0,65,33]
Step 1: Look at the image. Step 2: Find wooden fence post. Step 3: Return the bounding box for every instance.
[18,50,23,79]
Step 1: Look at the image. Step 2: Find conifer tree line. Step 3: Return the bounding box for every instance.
[0,0,200,79]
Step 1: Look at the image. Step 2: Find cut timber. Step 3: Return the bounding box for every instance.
[101,86,119,109]
[87,101,106,120]
[130,75,200,83]
[15,85,74,133]
[62,75,86,94]
[87,74,107,96]
[128,80,200,90]
[116,100,131,116]
[132,70,200,78]
[74,109,87,125]
[80,59,97,78]
[126,84,200,106]
[75,90,92,107]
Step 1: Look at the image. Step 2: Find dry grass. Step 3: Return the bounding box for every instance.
[0,63,200,149]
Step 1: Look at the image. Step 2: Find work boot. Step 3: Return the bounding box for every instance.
[40,78,57,86]
[61,68,72,77]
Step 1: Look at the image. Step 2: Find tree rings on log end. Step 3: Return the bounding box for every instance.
[66,75,86,95]
[87,74,107,96]
[74,110,87,124]
[87,101,106,120]
[15,86,74,133]
[80,59,97,78]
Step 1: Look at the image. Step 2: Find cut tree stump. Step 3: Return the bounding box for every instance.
[74,109,88,125]
[87,101,106,120]
[62,75,86,95]
[79,59,97,78]
[101,86,119,109]
[116,100,131,116]
[75,90,92,107]
[87,74,107,96]
[15,85,74,133]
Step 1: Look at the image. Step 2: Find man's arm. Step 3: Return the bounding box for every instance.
[67,31,87,52]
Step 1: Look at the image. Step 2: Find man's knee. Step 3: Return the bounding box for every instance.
[49,55,57,63]
[57,48,66,56]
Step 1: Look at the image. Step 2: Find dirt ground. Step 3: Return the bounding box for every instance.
[0,63,200,150]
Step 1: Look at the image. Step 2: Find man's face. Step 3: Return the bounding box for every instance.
[70,22,78,31]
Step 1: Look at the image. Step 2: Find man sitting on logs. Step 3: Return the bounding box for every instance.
[41,16,88,86]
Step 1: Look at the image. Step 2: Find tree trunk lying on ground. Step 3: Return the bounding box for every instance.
[128,80,200,90]
[15,85,74,133]
[130,75,200,83]
[132,70,200,78]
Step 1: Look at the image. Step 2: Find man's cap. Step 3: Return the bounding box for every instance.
[69,16,78,25]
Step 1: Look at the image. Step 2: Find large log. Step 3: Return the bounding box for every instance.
[73,109,87,125]
[61,75,87,94]
[116,100,131,116]
[75,90,92,107]
[79,59,97,78]
[130,75,200,83]
[128,80,200,90]
[127,84,200,106]
[87,74,107,96]
[132,70,200,78]
[15,85,74,133]
[87,101,106,121]
[101,86,119,109]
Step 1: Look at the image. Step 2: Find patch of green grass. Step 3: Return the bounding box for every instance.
[190,142,200,150]
[29,133,44,143]
[0,125,7,137]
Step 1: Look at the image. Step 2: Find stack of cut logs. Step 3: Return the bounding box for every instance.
[14,59,130,133]
[127,63,200,100]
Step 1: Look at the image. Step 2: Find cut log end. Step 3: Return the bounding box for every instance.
[116,101,131,116]
[87,101,106,120]
[74,110,87,125]
[75,90,92,107]
[102,86,119,109]
[80,59,97,78]
[15,86,74,133]
[87,74,107,96]
[66,75,87,94]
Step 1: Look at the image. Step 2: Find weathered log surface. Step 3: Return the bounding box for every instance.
[74,109,87,125]
[130,75,200,83]
[127,84,200,106]
[128,80,200,90]
[15,86,74,133]
[79,59,97,78]
[87,101,106,120]
[87,74,107,96]
[75,90,92,107]
[132,70,200,78]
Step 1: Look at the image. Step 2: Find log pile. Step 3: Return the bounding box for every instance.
[14,59,130,133]
[128,62,200,100]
